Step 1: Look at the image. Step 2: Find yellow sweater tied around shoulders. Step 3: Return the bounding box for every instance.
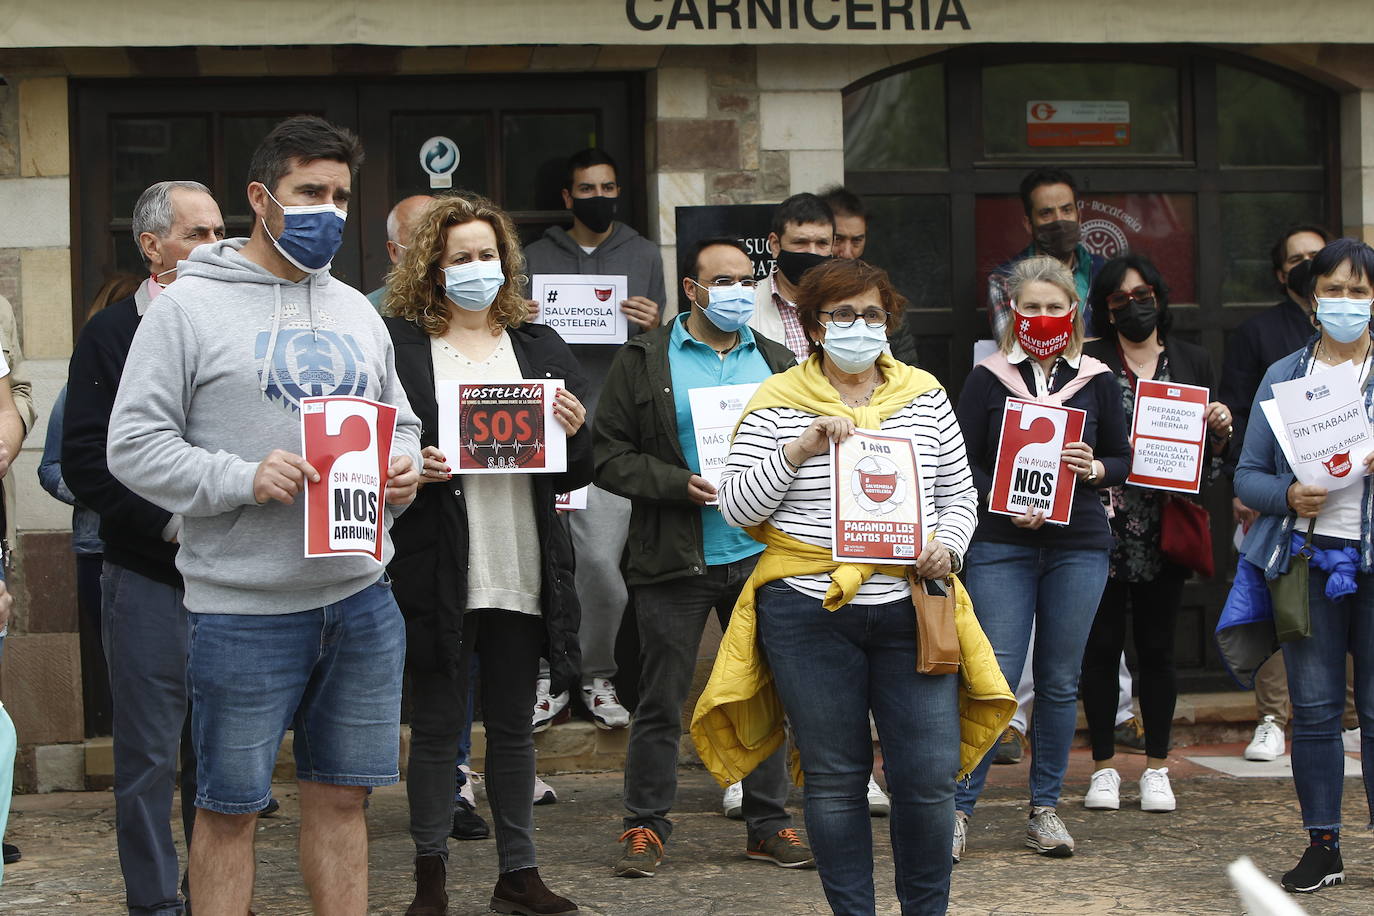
[689,353,1016,787]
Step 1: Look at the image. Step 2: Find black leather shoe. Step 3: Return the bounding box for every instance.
[2,842,19,864]
[450,800,490,840]
[406,854,448,915]
[491,867,578,915]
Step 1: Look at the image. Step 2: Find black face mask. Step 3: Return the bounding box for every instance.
[1033,219,1081,258]
[571,195,617,234]
[776,249,830,287]
[1286,259,1313,300]
[1113,297,1159,343]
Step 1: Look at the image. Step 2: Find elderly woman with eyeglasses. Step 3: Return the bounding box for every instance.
[693,258,1014,915]
[1077,254,1232,816]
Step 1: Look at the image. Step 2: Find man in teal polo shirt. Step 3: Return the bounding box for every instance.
[593,237,813,879]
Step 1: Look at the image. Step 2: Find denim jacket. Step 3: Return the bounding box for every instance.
[1234,339,1374,579]
[37,385,103,556]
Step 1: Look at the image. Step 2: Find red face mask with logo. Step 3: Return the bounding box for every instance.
[1014,306,1076,360]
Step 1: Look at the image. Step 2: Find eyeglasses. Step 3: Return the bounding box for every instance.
[1105,285,1156,311]
[820,306,889,329]
[692,277,758,289]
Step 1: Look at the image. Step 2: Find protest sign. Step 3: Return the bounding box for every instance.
[989,397,1086,525]
[1126,379,1209,493]
[830,430,926,564]
[686,382,762,491]
[437,380,567,474]
[301,396,398,560]
[531,273,629,345]
[1272,360,1373,491]
[556,486,589,510]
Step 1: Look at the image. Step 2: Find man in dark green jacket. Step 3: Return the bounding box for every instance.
[594,237,813,879]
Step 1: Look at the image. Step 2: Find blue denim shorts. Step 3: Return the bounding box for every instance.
[188,579,405,814]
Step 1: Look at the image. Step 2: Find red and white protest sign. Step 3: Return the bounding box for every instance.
[989,398,1086,526]
[1126,380,1209,493]
[301,396,398,561]
[830,430,926,564]
[437,380,567,474]
[555,486,588,510]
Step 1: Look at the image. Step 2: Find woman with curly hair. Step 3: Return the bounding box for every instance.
[383,192,592,916]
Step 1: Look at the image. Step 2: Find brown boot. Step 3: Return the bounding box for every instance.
[405,854,448,916]
[490,867,578,915]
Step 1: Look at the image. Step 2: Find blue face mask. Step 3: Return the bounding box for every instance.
[822,319,887,374]
[443,259,506,311]
[1316,297,1374,344]
[693,280,755,333]
[260,185,347,273]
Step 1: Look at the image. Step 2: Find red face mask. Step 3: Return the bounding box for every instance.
[1014,306,1075,360]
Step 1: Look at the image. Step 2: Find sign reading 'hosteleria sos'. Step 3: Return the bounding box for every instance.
[831,430,927,564]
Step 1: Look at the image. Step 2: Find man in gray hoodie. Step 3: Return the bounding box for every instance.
[107,116,422,916]
[523,148,667,741]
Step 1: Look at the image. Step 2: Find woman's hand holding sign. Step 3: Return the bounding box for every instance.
[417,446,452,487]
[553,388,587,436]
[915,539,952,580]
[1061,441,1101,483]
[254,449,320,506]
[786,416,856,467]
[1287,482,1329,518]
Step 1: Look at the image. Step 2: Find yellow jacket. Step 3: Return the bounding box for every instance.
[688,525,1016,788]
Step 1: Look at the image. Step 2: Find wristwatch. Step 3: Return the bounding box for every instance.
[1085,462,1100,486]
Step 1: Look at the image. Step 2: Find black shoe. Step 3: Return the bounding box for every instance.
[2,842,19,864]
[1281,845,1344,893]
[258,797,281,818]
[450,800,490,841]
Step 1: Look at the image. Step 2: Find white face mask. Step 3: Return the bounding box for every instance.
[822,320,887,374]
[442,259,506,311]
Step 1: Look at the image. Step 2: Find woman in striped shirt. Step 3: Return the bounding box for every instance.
[717,258,979,915]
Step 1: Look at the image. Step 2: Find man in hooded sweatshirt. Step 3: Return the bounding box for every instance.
[106,115,422,916]
[523,148,666,741]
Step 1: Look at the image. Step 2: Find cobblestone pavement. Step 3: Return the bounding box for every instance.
[3,744,1373,914]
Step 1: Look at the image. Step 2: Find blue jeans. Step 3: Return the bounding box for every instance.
[758,580,959,916]
[955,541,1109,814]
[1283,561,1374,830]
[188,579,404,814]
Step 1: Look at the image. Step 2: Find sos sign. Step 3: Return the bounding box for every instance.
[457,384,547,471]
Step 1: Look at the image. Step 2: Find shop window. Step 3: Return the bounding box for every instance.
[1220,191,1325,303]
[981,62,1182,159]
[502,112,599,212]
[391,113,492,200]
[843,65,948,171]
[1217,64,1325,167]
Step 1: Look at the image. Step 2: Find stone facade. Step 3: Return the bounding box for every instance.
[0,39,1371,789]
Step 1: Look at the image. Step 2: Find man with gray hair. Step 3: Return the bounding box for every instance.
[63,179,223,915]
[366,194,433,310]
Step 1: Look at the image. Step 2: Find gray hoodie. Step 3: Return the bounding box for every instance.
[524,222,668,413]
[108,238,423,615]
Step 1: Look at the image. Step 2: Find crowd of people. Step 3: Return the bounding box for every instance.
[0,113,1369,914]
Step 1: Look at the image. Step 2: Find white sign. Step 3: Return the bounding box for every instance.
[686,382,761,491]
[531,274,629,345]
[830,430,926,564]
[1126,379,1209,493]
[1272,360,1373,490]
[419,136,460,190]
[556,486,589,510]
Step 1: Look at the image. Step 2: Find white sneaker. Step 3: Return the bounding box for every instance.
[532,678,570,733]
[1245,715,1285,761]
[952,810,968,864]
[1139,767,1176,812]
[1084,768,1121,810]
[582,677,631,730]
[867,775,891,817]
[533,775,558,806]
[1343,727,1361,754]
[457,765,477,808]
[722,782,743,819]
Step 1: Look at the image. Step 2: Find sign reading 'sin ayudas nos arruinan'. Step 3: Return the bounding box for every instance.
[625,0,971,32]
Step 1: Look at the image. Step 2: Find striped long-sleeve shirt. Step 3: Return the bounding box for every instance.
[718,388,979,604]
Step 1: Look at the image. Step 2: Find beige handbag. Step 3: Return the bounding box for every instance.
[911,573,960,676]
